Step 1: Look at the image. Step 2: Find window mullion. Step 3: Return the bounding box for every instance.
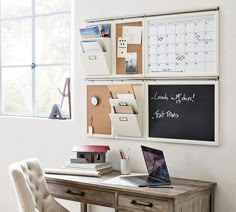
[0,0,2,115]
[32,0,36,116]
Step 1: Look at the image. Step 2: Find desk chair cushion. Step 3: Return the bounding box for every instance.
[9,158,69,212]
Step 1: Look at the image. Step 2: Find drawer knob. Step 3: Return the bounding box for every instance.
[66,189,85,196]
[130,200,153,207]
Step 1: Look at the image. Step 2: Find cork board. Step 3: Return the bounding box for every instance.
[116,21,143,75]
[87,85,111,135]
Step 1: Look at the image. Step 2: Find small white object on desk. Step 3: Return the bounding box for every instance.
[120,159,130,175]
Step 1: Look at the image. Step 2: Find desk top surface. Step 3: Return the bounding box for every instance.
[46,170,216,199]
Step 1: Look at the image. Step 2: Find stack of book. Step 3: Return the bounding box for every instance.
[45,162,112,177]
[45,145,112,177]
[63,161,112,176]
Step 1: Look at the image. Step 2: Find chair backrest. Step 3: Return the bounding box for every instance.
[9,158,69,212]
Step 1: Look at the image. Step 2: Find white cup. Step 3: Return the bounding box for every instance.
[120,159,130,175]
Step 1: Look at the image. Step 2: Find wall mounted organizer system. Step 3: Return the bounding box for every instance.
[81,8,220,145]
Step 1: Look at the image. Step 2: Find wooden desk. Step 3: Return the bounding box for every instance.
[46,171,216,212]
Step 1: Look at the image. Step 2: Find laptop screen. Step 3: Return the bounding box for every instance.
[141,145,171,183]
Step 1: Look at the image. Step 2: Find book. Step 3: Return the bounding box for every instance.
[45,166,112,177]
[64,164,112,171]
[65,161,112,170]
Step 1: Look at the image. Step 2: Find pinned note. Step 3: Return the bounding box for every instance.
[123,26,142,44]
[117,37,127,58]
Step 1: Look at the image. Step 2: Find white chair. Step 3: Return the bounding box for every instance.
[9,158,70,212]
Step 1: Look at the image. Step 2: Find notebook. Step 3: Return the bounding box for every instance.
[120,145,171,187]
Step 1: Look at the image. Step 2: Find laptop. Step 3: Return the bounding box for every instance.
[120,145,171,187]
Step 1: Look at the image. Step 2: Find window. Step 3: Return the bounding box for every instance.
[0,0,71,117]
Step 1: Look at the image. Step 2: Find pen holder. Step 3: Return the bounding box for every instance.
[120,159,130,175]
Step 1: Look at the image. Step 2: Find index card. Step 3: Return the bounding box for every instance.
[123,26,142,44]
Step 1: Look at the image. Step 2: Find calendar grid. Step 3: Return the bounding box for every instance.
[148,14,217,74]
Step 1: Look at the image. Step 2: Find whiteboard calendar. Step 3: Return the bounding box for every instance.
[146,11,219,76]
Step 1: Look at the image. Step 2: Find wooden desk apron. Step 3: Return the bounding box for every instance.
[46,171,216,212]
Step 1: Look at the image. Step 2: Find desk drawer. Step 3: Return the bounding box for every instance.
[48,183,115,206]
[118,194,169,212]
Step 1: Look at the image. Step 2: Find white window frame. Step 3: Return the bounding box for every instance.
[0,0,71,117]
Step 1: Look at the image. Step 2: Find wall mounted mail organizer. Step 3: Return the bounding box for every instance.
[87,81,144,139]
[82,8,220,145]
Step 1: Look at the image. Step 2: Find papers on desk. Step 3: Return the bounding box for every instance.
[101,173,146,186]
[101,175,136,186]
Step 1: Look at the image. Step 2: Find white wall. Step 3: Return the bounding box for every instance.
[1,0,236,211]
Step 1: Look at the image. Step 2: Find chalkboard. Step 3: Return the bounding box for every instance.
[148,84,215,142]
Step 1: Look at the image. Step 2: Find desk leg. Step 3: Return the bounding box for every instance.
[210,188,215,212]
[81,202,87,212]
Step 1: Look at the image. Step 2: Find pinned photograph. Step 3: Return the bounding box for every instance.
[125,52,137,74]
